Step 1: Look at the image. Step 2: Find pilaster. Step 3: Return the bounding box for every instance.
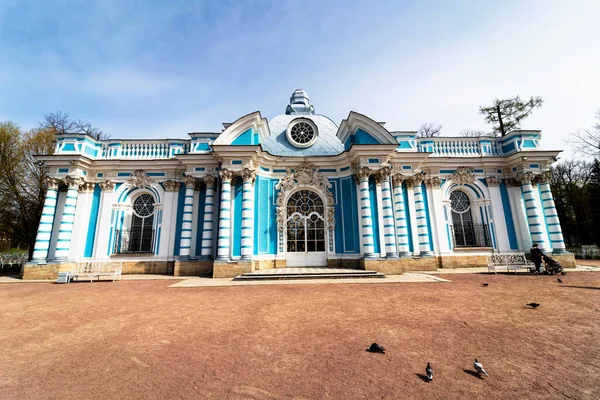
[240,168,256,260]
[200,175,216,259]
[216,169,234,261]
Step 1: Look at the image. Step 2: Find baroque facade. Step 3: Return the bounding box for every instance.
[23,90,574,279]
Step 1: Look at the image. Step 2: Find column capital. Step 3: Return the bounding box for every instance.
[64,176,83,190]
[203,174,215,189]
[516,172,535,185]
[99,180,115,192]
[392,173,405,187]
[45,176,61,191]
[79,181,96,193]
[242,168,256,183]
[411,173,425,186]
[424,176,442,189]
[377,166,392,181]
[354,166,371,184]
[182,175,198,188]
[486,176,501,187]
[163,180,181,192]
[534,171,551,185]
[219,168,234,183]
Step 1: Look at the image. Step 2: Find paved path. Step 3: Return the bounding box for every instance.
[168,272,451,288]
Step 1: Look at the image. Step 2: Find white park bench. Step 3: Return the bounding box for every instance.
[69,261,123,282]
[486,253,535,274]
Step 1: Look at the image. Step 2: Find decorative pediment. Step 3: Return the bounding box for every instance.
[448,167,475,184]
[125,170,153,188]
[275,161,335,231]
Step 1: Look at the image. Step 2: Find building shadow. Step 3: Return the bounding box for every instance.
[562,285,600,290]
[463,369,483,379]
[415,373,430,383]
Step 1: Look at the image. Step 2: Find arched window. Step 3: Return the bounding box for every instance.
[115,193,156,253]
[450,190,490,247]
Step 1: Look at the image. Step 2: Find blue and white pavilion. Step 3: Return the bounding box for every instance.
[23,90,574,279]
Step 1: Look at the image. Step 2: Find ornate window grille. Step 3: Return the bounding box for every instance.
[114,194,156,254]
[449,191,491,247]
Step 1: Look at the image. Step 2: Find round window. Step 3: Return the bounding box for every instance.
[133,194,155,217]
[450,191,470,213]
[287,119,318,148]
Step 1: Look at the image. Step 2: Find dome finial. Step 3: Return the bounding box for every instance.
[285,89,315,115]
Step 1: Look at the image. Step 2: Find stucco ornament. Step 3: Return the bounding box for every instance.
[125,170,153,188]
[45,177,61,191]
[162,180,181,192]
[203,175,215,189]
[275,161,335,232]
[485,176,501,187]
[448,167,475,184]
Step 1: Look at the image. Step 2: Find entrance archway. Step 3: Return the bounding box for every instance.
[285,189,327,267]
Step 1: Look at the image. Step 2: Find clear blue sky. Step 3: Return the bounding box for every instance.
[1,0,599,157]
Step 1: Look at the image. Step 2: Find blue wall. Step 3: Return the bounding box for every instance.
[232,177,243,257]
[339,176,360,253]
[368,176,381,255]
[254,176,278,255]
[173,184,186,256]
[84,184,101,257]
[420,182,434,252]
[194,184,207,257]
[403,182,414,253]
[499,182,518,250]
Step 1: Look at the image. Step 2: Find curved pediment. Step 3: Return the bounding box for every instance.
[212,111,270,146]
[337,111,398,150]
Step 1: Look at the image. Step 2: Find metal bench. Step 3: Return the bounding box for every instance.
[69,261,123,282]
[486,253,534,274]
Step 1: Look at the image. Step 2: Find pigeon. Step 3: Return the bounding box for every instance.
[367,343,385,354]
[474,359,489,376]
[557,277,563,283]
[481,283,489,287]
[426,362,434,381]
[526,303,541,308]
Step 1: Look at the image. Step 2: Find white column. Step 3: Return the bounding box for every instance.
[506,179,531,251]
[412,174,432,256]
[69,182,96,260]
[486,177,511,252]
[54,177,83,261]
[93,181,115,258]
[190,187,200,257]
[405,180,420,257]
[537,172,567,254]
[158,180,180,259]
[392,174,410,257]
[178,176,197,259]
[216,169,233,261]
[425,176,450,253]
[200,175,216,258]
[377,167,397,258]
[355,167,375,258]
[31,178,60,263]
[240,168,256,260]
[518,172,548,251]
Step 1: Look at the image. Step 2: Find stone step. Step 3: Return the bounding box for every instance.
[234,270,386,281]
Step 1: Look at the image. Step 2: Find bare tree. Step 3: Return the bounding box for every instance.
[569,110,600,157]
[479,96,543,136]
[460,129,497,138]
[417,122,442,138]
[39,111,109,140]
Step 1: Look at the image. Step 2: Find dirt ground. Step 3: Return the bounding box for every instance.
[1,272,599,400]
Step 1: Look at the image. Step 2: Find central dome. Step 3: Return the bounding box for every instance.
[262,90,345,156]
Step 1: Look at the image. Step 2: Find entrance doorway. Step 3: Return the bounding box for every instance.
[285,190,327,267]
